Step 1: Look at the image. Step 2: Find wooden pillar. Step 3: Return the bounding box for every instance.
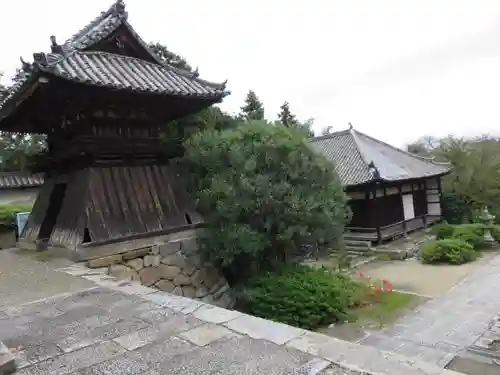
[372,185,382,244]
[398,184,408,237]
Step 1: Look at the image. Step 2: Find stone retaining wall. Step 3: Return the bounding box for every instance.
[85,230,234,308]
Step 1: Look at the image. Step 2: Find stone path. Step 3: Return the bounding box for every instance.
[0,249,94,308]
[0,257,462,374]
[359,253,500,368]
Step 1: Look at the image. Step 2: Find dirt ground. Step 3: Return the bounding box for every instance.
[355,251,498,297]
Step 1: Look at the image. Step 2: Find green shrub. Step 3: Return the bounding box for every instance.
[452,223,486,249]
[0,203,33,228]
[420,239,476,265]
[237,264,357,329]
[180,120,349,283]
[431,221,455,239]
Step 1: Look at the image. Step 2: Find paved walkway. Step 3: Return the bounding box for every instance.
[0,249,94,308]
[0,252,461,374]
[359,253,500,368]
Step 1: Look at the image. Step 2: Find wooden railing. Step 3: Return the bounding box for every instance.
[346,214,441,243]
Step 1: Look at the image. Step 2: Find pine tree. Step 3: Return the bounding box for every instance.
[277,101,297,128]
[240,90,264,121]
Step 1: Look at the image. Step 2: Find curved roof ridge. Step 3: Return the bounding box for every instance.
[309,127,351,143]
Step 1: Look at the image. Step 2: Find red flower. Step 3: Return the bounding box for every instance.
[380,279,393,292]
[374,286,382,293]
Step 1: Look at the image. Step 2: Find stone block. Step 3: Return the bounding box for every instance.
[224,313,305,345]
[182,262,197,276]
[161,253,187,269]
[180,237,198,255]
[71,353,152,375]
[16,340,125,375]
[168,229,198,242]
[178,323,236,347]
[188,254,203,267]
[172,287,183,296]
[190,270,205,288]
[144,255,160,267]
[204,267,222,288]
[109,282,156,296]
[0,342,16,375]
[212,283,230,300]
[173,274,192,286]
[158,264,181,280]
[213,292,235,309]
[193,305,242,324]
[122,247,150,260]
[201,294,215,304]
[108,264,139,281]
[54,317,150,353]
[87,254,123,268]
[126,258,144,271]
[155,280,175,293]
[159,241,181,257]
[182,286,197,298]
[139,267,163,286]
[149,244,160,255]
[195,286,209,298]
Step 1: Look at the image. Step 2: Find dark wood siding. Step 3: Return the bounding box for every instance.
[20,179,55,242]
[413,189,428,217]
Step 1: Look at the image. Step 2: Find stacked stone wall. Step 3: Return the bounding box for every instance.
[85,230,233,308]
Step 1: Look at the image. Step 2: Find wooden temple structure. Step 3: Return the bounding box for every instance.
[0,1,228,257]
[310,125,452,243]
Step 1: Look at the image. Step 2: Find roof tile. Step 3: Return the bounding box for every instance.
[0,172,44,189]
[42,51,224,97]
[310,128,451,187]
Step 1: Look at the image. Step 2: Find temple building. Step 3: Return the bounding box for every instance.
[310,125,452,243]
[0,0,228,259]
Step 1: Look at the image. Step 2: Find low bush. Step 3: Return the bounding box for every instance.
[420,238,476,265]
[0,203,33,228]
[237,264,358,330]
[452,223,486,249]
[431,221,455,239]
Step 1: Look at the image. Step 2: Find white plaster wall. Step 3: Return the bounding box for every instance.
[0,188,39,206]
[425,177,441,215]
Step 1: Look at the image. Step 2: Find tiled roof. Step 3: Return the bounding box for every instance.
[0,172,44,189]
[310,127,452,187]
[0,1,227,114]
[40,51,224,97]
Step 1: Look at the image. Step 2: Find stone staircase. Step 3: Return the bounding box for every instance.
[343,235,373,256]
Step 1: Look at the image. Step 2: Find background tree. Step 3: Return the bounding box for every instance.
[277,101,314,138]
[180,120,349,283]
[240,90,265,121]
[0,133,47,172]
[406,134,500,223]
[0,72,6,101]
[278,101,297,127]
[148,42,193,71]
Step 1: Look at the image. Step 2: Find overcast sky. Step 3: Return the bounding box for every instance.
[2,0,500,147]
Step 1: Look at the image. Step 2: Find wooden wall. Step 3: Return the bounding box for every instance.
[346,176,442,229]
[20,164,192,251]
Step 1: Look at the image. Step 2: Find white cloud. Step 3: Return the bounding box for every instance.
[2,0,500,147]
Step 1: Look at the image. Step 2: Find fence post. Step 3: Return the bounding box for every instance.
[376,226,382,245]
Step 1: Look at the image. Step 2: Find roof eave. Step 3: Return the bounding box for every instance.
[0,69,45,128]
